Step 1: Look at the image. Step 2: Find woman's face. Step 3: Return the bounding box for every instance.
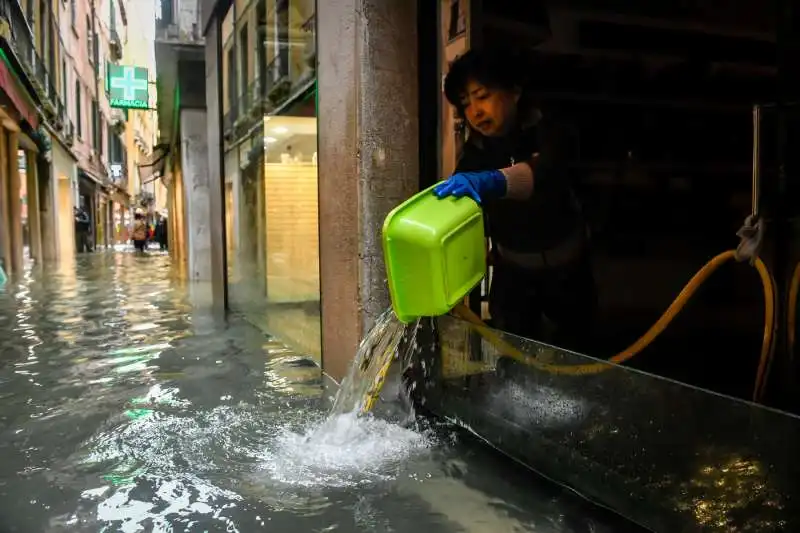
[460,80,520,138]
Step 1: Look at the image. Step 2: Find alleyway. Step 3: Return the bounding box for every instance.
[0,252,641,532]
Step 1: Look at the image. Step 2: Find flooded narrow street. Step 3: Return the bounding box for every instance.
[0,252,643,532]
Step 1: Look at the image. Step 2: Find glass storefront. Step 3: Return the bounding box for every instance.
[221,0,320,361]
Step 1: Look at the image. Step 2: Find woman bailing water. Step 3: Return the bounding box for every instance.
[435,45,597,351]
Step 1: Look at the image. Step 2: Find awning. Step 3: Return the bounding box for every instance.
[78,168,103,187]
[138,143,170,183]
[17,131,38,152]
[0,48,39,129]
[110,189,129,205]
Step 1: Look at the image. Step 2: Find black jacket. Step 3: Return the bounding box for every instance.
[455,111,583,253]
[74,209,91,232]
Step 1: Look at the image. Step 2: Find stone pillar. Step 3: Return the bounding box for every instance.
[177,170,188,274]
[167,179,176,262]
[7,131,23,274]
[204,18,229,311]
[180,108,213,281]
[317,0,419,381]
[0,127,11,272]
[170,163,187,273]
[38,156,58,262]
[90,190,99,250]
[25,151,42,262]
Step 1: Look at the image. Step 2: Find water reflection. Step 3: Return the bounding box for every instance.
[676,453,786,532]
[425,314,800,532]
[0,252,641,532]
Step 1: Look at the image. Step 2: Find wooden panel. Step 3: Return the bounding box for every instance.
[263,162,319,302]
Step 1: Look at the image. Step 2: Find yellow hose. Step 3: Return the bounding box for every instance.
[789,261,800,364]
[453,250,777,402]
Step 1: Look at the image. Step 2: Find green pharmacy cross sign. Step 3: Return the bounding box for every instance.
[107,65,150,110]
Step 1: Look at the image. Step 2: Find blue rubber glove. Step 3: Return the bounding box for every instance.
[433,170,507,205]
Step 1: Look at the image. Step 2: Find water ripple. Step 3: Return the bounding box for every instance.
[0,252,638,533]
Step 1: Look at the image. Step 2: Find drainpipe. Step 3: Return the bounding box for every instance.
[91,0,100,158]
[91,0,100,246]
[91,0,112,247]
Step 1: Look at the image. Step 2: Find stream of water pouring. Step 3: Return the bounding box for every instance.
[261,310,430,488]
[330,309,421,416]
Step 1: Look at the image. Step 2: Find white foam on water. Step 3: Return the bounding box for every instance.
[256,309,431,489]
[260,411,432,488]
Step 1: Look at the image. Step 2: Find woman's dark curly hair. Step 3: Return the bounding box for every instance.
[444,45,536,120]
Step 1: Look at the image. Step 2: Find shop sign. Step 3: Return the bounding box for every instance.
[107,65,149,110]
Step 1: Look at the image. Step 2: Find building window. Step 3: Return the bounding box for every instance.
[99,115,105,157]
[38,0,46,53]
[158,0,174,26]
[448,0,466,40]
[109,126,121,163]
[91,100,99,150]
[26,0,35,26]
[70,0,76,28]
[273,0,290,82]
[226,46,236,124]
[239,25,248,106]
[61,59,67,107]
[75,81,82,138]
[87,16,93,62]
[49,19,57,85]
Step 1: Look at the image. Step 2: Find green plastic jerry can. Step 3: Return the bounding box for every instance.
[382,184,486,323]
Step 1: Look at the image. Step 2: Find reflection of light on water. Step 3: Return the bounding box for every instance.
[109,343,172,356]
[129,322,159,332]
[676,454,786,532]
[259,412,432,489]
[129,384,191,409]
[94,473,244,533]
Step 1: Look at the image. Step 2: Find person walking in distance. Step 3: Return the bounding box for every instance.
[74,206,93,253]
[131,212,148,253]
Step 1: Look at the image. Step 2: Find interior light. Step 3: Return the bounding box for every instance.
[265,137,277,144]
[272,126,288,134]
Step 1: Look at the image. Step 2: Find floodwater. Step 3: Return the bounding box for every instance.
[0,251,644,532]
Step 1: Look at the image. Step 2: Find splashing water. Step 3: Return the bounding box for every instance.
[330,309,420,416]
[260,410,430,489]
[259,309,430,489]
